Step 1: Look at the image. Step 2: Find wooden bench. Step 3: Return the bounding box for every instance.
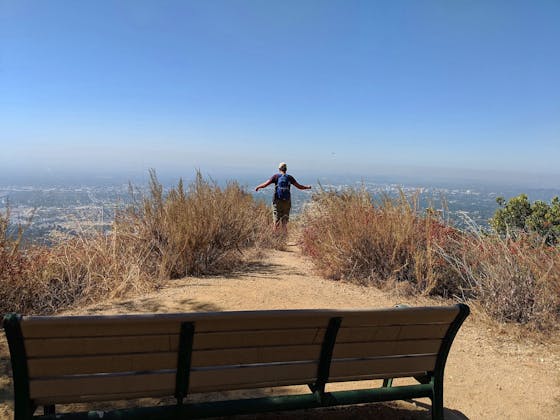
[3,304,469,419]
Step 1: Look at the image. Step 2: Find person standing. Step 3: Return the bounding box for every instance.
[255,162,311,230]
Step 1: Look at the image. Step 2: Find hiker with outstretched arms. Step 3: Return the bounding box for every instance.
[255,162,311,230]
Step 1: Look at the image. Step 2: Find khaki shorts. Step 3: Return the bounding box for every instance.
[272,199,291,224]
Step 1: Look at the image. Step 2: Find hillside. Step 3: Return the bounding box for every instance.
[1,243,559,419]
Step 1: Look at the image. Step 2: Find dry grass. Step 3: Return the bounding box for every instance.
[0,171,276,315]
[117,170,274,278]
[439,229,560,330]
[300,188,560,331]
[300,188,458,295]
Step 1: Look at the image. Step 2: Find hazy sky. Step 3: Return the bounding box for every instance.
[1,1,559,185]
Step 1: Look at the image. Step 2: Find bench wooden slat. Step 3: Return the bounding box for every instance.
[189,362,318,392]
[333,339,442,359]
[340,306,459,326]
[25,335,178,357]
[28,352,178,377]
[29,372,174,401]
[330,355,437,380]
[21,312,333,338]
[29,363,318,401]
[192,344,321,367]
[31,375,317,405]
[193,328,325,349]
[25,328,326,358]
[336,324,449,342]
[20,307,459,338]
[28,345,324,377]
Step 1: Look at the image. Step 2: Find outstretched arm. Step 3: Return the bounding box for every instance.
[292,180,312,190]
[255,179,273,191]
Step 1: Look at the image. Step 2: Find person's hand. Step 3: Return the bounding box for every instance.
[307,185,312,189]
[255,186,260,192]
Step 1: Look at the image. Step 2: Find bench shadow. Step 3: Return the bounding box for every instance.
[0,379,13,406]
[40,397,466,420]
[405,400,470,420]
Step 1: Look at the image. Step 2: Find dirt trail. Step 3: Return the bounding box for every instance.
[1,244,559,419]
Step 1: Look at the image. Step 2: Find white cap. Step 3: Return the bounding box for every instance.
[278,162,287,171]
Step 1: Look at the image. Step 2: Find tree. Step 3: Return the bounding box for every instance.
[490,194,560,245]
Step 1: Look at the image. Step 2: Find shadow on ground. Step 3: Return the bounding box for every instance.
[1,337,14,412]
[14,398,468,420]
[220,259,307,280]
[223,260,285,279]
[83,297,222,314]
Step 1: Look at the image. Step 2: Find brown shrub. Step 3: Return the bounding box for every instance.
[300,188,458,295]
[300,188,560,331]
[0,171,275,315]
[117,170,273,278]
[438,231,560,330]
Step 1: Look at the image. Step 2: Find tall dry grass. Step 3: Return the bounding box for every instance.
[0,171,275,315]
[300,188,458,295]
[438,230,560,329]
[300,188,560,331]
[0,211,159,315]
[117,170,273,278]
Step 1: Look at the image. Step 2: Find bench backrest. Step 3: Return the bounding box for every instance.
[3,305,468,407]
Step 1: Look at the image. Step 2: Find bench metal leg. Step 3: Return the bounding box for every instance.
[382,378,393,387]
[44,405,56,415]
[431,377,444,420]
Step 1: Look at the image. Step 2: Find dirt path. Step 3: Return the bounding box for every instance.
[1,244,560,419]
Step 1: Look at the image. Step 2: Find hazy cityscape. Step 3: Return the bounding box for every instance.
[2,175,559,245]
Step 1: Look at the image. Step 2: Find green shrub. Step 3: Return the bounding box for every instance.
[491,194,560,245]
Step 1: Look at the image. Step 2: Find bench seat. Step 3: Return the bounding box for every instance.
[3,304,469,419]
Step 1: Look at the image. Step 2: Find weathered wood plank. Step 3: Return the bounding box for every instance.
[25,328,325,358]
[336,324,449,342]
[330,355,437,380]
[28,345,323,377]
[21,306,458,338]
[29,363,318,401]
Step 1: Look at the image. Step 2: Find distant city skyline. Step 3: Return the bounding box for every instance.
[1,1,559,186]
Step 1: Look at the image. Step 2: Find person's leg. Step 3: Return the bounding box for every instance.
[277,200,291,236]
[272,200,281,229]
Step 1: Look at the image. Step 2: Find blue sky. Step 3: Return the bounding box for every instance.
[1,1,559,186]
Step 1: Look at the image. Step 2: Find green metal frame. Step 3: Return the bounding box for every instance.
[430,303,470,419]
[3,313,35,420]
[309,316,341,400]
[4,304,470,420]
[174,322,195,405]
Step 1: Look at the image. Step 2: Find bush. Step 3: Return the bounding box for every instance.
[300,188,459,295]
[439,231,560,329]
[491,194,560,245]
[0,171,275,315]
[0,213,159,315]
[300,187,560,331]
[118,170,273,278]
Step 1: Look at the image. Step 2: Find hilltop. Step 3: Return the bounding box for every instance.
[2,243,559,419]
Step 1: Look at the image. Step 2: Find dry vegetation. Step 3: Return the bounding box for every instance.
[3,177,559,332]
[300,188,560,331]
[0,171,275,315]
